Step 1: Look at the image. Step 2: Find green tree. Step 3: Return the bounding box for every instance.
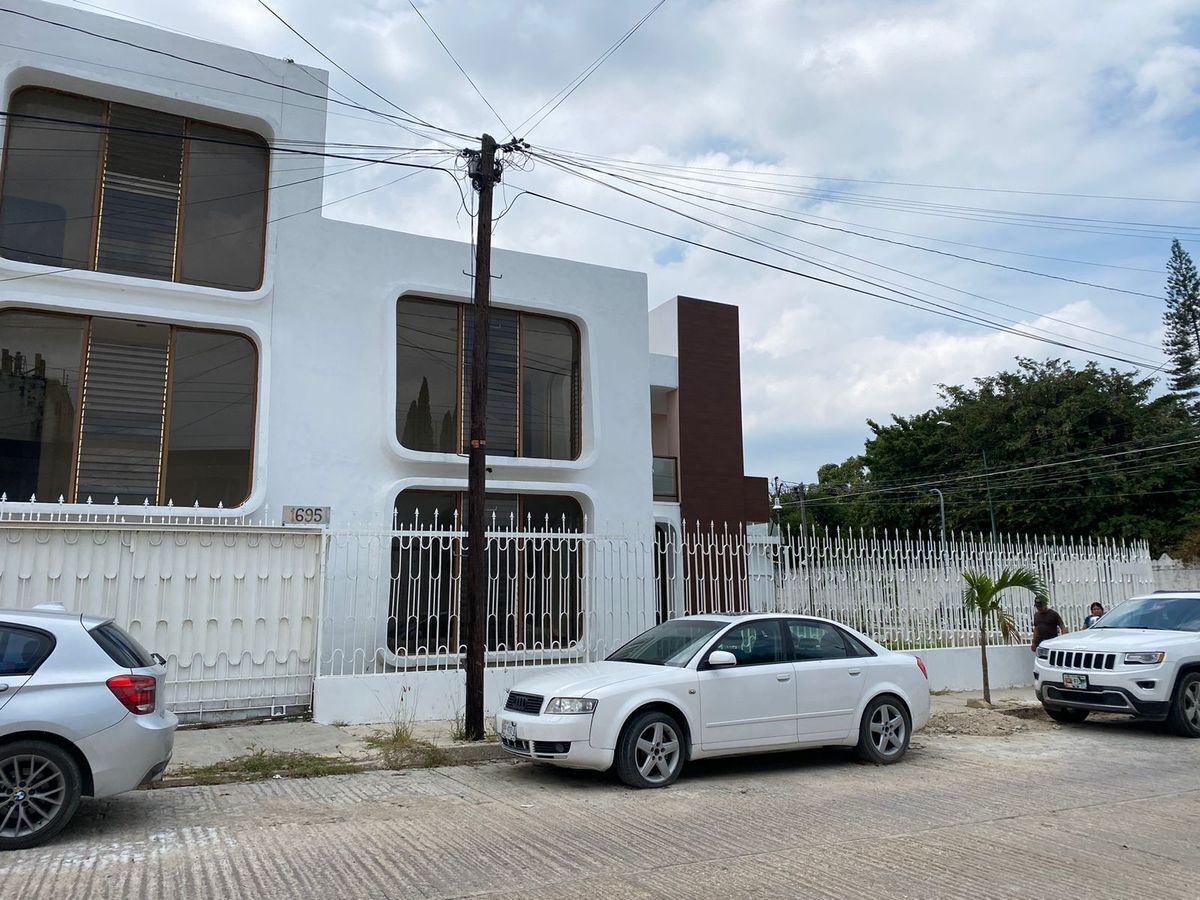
[801,359,1200,553]
[961,567,1047,704]
[1164,239,1200,414]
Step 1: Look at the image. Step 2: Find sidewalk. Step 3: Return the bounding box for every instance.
[160,687,1042,787]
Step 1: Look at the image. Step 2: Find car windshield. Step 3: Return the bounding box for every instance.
[607,619,727,667]
[1093,597,1200,632]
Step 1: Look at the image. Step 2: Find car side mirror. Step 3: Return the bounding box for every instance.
[707,650,737,668]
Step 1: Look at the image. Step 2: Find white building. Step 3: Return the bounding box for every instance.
[0,0,766,721]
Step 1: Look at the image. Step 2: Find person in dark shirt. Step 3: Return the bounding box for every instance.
[1032,598,1068,650]
[1083,602,1105,628]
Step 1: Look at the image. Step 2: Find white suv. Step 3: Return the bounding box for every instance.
[1034,592,1200,736]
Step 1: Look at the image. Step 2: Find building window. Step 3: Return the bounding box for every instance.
[0,309,256,506]
[389,491,584,659]
[396,296,580,460]
[0,87,268,291]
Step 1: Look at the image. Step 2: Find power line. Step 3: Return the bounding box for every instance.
[253,0,460,151]
[405,0,512,138]
[530,149,1200,240]
[532,152,1161,357]
[538,149,1165,301]
[536,147,1200,206]
[0,6,474,142]
[515,0,668,139]
[511,177,1163,369]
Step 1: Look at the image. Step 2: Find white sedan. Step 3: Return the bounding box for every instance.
[495,614,930,788]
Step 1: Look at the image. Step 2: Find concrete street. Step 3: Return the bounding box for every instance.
[3,714,1198,899]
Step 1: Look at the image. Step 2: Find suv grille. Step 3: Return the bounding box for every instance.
[504,691,544,715]
[1048,650,1116,670]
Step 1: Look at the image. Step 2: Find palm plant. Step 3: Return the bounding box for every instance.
[961,567,1049,704]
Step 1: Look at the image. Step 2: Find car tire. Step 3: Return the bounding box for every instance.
[1166,671,1200,738]
[0,740,82,851]
[856,695,911,765]
[1043,705,1089,724]
[615,711,685,789]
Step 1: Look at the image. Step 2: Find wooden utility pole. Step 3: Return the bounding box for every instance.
[464,133,498,741]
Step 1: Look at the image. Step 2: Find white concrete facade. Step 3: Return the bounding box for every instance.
[0,0,656,535]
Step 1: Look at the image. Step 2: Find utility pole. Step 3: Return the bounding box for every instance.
[464,133,498,742]
[981,447,998,543]
[929,487,946,545]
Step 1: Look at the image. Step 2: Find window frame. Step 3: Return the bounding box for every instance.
[781,617,877,662]
[0,306,258,508]
[395,295,582,461]
[0,85,270,292]
[0,623,56,677]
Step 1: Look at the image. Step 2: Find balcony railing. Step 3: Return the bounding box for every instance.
[653,456,678,501]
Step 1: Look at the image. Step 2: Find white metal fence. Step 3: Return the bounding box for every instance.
[319,523,1154,677]
[0,513,322,722]
[0,511,1154,720]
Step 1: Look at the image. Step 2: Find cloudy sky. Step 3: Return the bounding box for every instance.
[50,0,1200,481]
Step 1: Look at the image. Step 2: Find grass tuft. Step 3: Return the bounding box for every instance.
[171,749,359,786]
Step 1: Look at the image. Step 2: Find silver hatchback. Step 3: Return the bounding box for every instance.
[0,608,177,850]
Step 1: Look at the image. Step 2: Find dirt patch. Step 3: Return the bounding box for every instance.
[923,704,1060,737]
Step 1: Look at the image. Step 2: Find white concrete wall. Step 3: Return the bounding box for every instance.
[1152,555,1200,593]
[902,645,1034,692]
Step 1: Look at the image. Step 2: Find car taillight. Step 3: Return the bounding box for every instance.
[107,674,157,714]
[915,657,929,679]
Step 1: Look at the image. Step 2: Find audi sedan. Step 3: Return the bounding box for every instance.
[1,608,177,850]
[495,614,930,788]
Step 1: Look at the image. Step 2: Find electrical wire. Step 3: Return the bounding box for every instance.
[530,151,1162,358]
[509,177,1164,370]
[537,148,1165,301]
[405,0,512,138]
[0,6,475,142]
[514,0,668,139]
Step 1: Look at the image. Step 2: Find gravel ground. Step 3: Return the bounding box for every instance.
[3,711,1197,899]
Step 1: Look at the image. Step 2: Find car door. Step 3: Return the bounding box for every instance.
[697,620,798,750]
[783,619,870,741]
[0,624,56,713]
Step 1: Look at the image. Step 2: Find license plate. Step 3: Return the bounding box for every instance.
[501,720,518,741]
[1063,673,1089,690]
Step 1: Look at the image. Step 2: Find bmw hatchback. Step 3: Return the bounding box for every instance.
[0,608,177,850]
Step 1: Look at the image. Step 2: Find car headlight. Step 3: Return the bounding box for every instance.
[545,697,597,714]
[1124,651,1165,665]
[1036,646,1049,659]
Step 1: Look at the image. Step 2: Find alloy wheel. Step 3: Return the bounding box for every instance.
[1185,681,1200,730]
[0,754,67,840]
[634,721,680,784]
[870,703,907,757]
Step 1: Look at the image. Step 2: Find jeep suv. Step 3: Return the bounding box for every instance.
[1034,592,1200,736]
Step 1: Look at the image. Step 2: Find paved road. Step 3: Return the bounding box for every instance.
[4,717,1198,899]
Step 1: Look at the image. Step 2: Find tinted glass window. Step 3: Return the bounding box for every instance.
[178,123,269,290]
[785,620,849,661]
[0,88,104,268]
[163,329,256,506]
[0,88,267,291]
[74,318,170,504]
[0,626,55,676]
[521,316,578,460]
[841,630,876,658]
[712,621,787,666]
[396,298,460,453]
[0,311,86,501]
[89,621,154,668]
[463,309,519,457]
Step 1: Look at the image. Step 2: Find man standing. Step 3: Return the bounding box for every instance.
[1032,597,1068,650]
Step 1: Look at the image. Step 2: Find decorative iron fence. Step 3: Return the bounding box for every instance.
[319,522,1154,676]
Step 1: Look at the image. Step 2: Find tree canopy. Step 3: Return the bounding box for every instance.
[788,358,1200,554]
